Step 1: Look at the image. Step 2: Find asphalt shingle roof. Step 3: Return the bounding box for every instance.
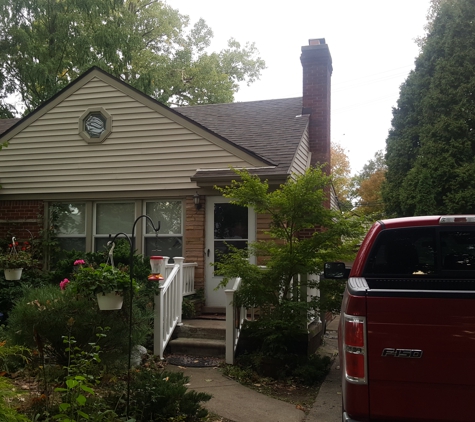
[176,97,308,175]
[0,118,19,135]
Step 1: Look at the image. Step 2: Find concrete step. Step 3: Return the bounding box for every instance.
[168,337,225,357]
[175,319,226,340]
[168,319,226,358]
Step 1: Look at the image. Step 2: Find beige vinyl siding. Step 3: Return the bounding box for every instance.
[330,185,340,211]
[0,78,257,195]
[288,130,310,176]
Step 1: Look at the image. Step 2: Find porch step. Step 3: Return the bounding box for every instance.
[168,319,226,358]
[168,338,225,357]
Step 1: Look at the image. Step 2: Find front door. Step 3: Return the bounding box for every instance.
[205,197,255,309]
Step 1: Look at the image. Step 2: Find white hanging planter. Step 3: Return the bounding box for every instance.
[96,292,123,310]
[4,268,23,281]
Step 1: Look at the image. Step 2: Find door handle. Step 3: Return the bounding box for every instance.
[207,249,210,257]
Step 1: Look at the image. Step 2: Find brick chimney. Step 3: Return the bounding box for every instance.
[300,38,333,174]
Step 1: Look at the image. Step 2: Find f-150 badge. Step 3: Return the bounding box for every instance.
[382,348,423,358]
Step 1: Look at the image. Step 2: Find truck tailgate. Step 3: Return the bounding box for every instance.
[367,294,475,422]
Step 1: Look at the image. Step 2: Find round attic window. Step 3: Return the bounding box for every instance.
[79,107,112,144]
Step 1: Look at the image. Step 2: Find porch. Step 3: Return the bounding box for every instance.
[154,257,325,364]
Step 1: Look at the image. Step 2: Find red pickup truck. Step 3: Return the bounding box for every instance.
[325,215,475,422]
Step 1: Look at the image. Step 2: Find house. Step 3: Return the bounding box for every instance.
[0,39,333,312]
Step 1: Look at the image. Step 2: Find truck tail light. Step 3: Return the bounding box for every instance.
[344,314,367,384]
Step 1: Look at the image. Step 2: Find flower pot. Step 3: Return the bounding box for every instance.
[4,268,23,281]
[96,292,123,310]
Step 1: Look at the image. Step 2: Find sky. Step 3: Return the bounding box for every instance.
[166,0,432,175]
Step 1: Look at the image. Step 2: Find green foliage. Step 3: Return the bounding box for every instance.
[0,377,29,421]
[0,0,265,114]
[350,150,387,219]
[0,341,30,374]
[0,251,37,269]
[319,278,346,314]
[50,333,118,422]
[290,354,332,386]
[384,0,475,216]
[110,369,211,421]
[71,263,135,295]
[224,351,331,386]
[214,168,363,359]
[0,239,39,269]
[0,339,30,421]
[6,285,150,366]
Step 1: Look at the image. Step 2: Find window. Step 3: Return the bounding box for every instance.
[363,226,475,278]
[363,227,436,276]
[78,107,112,144]
[50,200,184,258]
[52,202,87,251]
[144,201,183,258]
[94,202,135,252]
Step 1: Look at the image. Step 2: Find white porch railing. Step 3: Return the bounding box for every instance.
[224,272,321,365]
[225,277,256,365]
[165,262,197,296]
[154,257,185,359]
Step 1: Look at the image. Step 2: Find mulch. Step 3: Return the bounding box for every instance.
[165,354,224,367]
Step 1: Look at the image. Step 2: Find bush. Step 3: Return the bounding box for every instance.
[291,354,332,386]
[0,269,48,321]
[110,369,211,421]
[227,351,332,386]
[6,285,151,366]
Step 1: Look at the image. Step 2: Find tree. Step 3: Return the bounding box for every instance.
[331,142,352,211]
[383,0,475,216]
[0,0,265,115]
[352,150,386,218]
[214,168,363,359]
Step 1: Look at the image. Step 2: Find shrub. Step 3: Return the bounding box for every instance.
[291,354,332,386]
[110,369,211,421]
[0,268,49,322]
[214,168,363,366]
[6,285,151,366]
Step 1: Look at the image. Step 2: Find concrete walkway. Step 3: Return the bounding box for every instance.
[166,316,342,422]
[305,316,341,422]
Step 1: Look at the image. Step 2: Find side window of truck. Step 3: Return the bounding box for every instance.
[441,230,475,271]
[364,227,436,276]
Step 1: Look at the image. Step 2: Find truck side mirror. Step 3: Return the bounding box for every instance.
[324,262,348,279]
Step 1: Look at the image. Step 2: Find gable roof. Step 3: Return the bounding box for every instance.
[175,97,309,179]
[0,67,311,195]
[0,67,271,168]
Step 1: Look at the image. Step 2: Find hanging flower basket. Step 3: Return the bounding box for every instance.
[96,291,123,310]
[4,268,23,281]
[0,237,38,281]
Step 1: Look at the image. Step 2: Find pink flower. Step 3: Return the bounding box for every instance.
[74,260,85,266]
[60,278,70,290]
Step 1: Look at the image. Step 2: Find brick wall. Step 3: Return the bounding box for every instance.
[184,195,205,291]
[0,200,44,243]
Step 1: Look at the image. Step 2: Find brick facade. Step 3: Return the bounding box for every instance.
[184,195,205,291]
[0,200,44,243]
